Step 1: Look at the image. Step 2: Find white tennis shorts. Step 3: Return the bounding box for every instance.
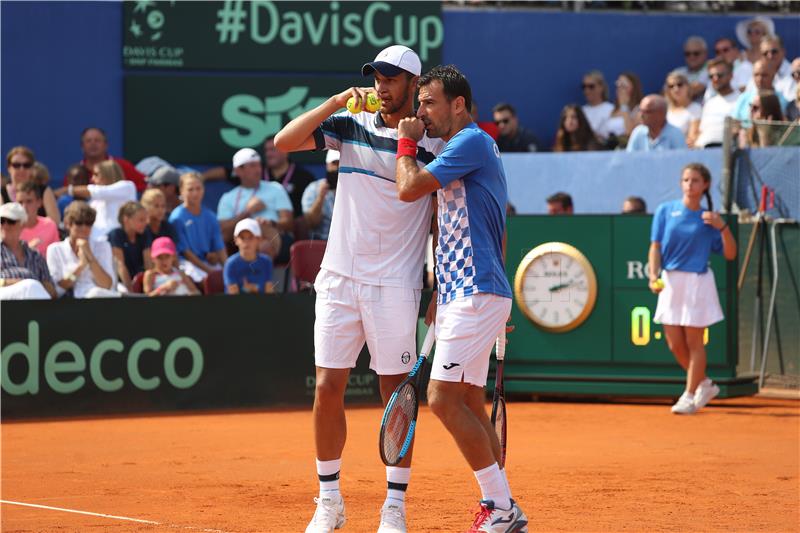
[430,293,512,387]
[655,269,724,328]
[313,269,421,375]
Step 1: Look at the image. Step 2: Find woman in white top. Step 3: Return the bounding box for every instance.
[46,200,117,298]
[607,71,643,146]
[69,159,136,240]
[665,71,702,146]
[580,70,615,142]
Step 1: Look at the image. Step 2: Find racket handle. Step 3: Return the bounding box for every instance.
[420,326,436,357]
[496,328,506,362]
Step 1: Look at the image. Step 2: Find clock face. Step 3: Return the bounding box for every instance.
[514,243,598,333]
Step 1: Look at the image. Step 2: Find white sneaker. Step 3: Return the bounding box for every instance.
[306,494,346,533]
[694,379,720,409]
[377,502,407,533]
[467,499,529,533]
[670,392,697,415]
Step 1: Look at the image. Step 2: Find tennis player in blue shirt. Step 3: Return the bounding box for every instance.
[395,65,528,533]
[649,163,737,414]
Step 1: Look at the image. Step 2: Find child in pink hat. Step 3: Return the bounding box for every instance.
[143,236,199,296]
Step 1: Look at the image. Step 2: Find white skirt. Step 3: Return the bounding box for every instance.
[654,269,724,328]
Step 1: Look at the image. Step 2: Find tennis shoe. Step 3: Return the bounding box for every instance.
[670,392,697,415]
[466,499,528,533]
[305,494,346,533]
[377,501,406,533]
[694,379,720,409]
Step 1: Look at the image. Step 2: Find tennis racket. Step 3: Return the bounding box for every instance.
[490,329,508,468]
[379,326,436,466]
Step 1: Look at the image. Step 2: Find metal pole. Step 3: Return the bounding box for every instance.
[721,117,734,213]
[759,219,797,389]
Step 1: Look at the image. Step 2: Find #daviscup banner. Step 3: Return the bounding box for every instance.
[122,1,444,71]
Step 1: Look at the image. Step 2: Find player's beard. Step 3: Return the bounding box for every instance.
[383,81,413,115]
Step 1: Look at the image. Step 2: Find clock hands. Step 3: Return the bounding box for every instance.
[548,280,576,292]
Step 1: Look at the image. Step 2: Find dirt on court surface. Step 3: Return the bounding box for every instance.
[2,396,798,533]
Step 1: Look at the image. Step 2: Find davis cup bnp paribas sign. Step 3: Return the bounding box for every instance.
[123,1,443,71]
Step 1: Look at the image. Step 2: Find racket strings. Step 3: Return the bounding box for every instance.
[382,383,417,463]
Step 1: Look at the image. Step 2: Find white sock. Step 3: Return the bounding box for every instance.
[386,466,411,505]
[316,458,341,497]
[473,463,511,510]
[500,467,512,500]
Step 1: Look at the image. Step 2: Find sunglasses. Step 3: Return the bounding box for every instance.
[709,72,728,80]
[581,83,597,90]
[494,118,511,125]
[1,217,19,225]
[715,47,732,54]
[792,71,800,80]
[762,48,780,56]
[10,162,33,169]
[684,50,704,57]
[747,27,764,35]
[668,82,686,89]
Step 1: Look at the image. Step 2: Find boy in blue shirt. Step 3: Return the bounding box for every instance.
[223,218,274,294]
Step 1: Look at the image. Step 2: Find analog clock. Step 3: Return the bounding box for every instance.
[514,242,598,333]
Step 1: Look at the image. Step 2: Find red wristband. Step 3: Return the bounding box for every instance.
[396,137,417,159]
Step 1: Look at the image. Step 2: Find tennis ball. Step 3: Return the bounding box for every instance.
[365,93,382,113]
[346,96,362,114]
[654,279,665,290]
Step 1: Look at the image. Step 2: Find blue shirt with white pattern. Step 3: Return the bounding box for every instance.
[425,123,512,304]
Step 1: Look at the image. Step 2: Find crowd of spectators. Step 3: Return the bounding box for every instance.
[1,17,797,301]
[484,17,798,153]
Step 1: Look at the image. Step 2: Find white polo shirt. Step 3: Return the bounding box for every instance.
[314,111,444,289]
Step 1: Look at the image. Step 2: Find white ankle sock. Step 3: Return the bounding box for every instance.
[386,466,410,505]
[316,458,341,497]
[474,463,511,510]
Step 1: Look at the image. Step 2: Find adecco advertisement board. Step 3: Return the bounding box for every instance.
[1,295,380,418]
[122,1,443,71]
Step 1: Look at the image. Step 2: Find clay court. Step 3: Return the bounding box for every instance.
[2,396,798,533]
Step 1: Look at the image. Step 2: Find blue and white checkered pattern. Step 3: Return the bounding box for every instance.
[436,179,477,304]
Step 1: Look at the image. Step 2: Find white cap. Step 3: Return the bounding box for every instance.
[234,217,261,238]
[0,202,27,223]
[325,150,340,164]
[232,148,261,169]
[362,45,421,77]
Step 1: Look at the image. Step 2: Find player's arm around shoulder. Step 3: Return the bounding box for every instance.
[396,117,441,202]
[274,86,375,153]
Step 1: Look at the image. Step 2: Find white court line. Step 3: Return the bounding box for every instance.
[1,500,232,532]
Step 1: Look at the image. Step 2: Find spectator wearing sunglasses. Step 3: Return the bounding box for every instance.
[731,59,788,129]
[68,159,137,241]
[0,202,56,300]
[491,103,539,152]
[47,201,116,299]
[1,146,60,225]
[704,37,751,101]
[694,58,741,148]
[581,70,614,141]
[745,36,793,103]
[664,71,701,146]
[17,181,59,257]
[736,17,775,68]
[674,36,710,101]
[744,91,787,148]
